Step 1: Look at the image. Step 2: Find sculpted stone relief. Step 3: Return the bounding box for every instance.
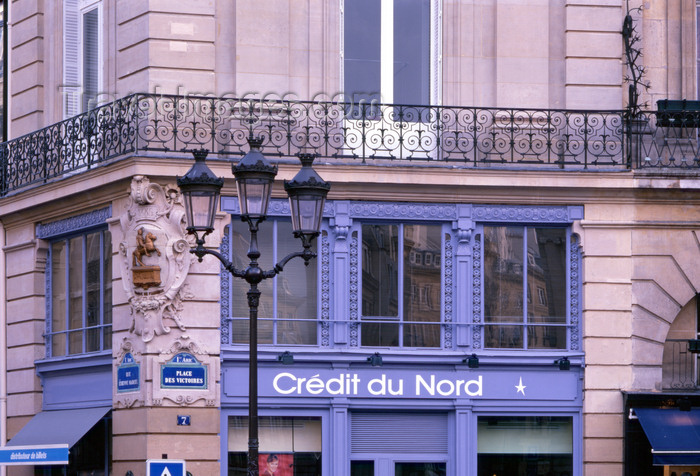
[119,176,193,342]
[117,176,220,407]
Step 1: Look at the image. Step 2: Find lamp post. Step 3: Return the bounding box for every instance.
[177,138,330,476]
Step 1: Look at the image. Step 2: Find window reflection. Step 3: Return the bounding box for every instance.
[483,227,567,349]
[49,229,111,357]
[361,223,442,347]
[229,220,318,346]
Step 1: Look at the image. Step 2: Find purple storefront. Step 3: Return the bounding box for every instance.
[220,199,584,476]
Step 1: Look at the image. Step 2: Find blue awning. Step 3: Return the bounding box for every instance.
[6,407,110,448]
[634,407,700,466]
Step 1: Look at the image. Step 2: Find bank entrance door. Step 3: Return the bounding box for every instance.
[349,413,449,476]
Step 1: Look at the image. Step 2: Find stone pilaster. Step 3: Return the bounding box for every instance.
[112,176,220,476]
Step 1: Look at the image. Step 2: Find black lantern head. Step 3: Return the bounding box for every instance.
[555,357,571,371]
[233,137,278,220]
[284,153,330,243]
[177,149,224,239]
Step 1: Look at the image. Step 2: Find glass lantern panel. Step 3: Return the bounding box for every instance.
[289,195,324,234]
[236,179,272,217]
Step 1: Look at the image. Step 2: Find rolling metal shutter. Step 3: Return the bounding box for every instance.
[351,412,448,454]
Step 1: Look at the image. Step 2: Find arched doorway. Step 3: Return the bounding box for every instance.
[625,295,700,476]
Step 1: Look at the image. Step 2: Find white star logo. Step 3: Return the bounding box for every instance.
[515,377,526,396]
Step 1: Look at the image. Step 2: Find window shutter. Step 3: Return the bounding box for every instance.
[63,0,80,117]
[81,7,99,111]
[350,412,448,453]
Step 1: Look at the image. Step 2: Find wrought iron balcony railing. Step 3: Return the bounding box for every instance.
[662,339,698,390]
[0,93,698,196]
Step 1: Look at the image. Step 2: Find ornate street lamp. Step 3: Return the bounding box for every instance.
[177,138,330,476]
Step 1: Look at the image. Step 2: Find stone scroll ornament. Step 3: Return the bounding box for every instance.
[119,176,193,342]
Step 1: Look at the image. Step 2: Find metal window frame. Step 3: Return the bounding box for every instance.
[358,221,447,349]
[45,227,111,358]
[478,224,572,351]
[223,216,322,347]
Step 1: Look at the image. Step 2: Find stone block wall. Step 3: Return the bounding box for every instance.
[3,222,47,476]
[581,191,700,476]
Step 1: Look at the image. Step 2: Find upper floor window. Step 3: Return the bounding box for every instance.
[219,201,582,353]
[63,0,102,116]
[225,219,318,346]
[343,0,437,106]
[48,228,112,356]
[482,226,568,350]
[361,223,442,347]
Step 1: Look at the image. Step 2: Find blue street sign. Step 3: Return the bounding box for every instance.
[0,445,69,465]
[117,353,140,393]
[147,459,186,476]
[160,353,207,390]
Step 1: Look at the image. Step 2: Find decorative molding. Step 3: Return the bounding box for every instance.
[220,225,231,345]
[570,234,582,351]
[472,234,482,349]
[349,232,359,347]
[114,337,145,409]
[456,229,471,245]
[119,176,193,342]
[333,225,349,241]
[443,233,453,349]
[36,206,111,239]
[348,202,456,221]
[472,205,572,223]
[160,335,209,356]
[151,336,219,407]
[321,232,331,347]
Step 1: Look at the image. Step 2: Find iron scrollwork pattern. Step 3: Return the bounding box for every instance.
[3,94,665,197]
[7,92,700,196]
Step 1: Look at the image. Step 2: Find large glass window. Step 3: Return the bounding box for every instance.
[228,416,322,476]
[228,220,318,346]
[482,226,567,349]
[49,228,112,357]
[361,223,442,347]
[344,0,432,106]
[477,416,573,476]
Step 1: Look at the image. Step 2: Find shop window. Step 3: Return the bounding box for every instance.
[48,228,112,357]
[226,219,318,346]
[477,416,573,476]
[63,0,103,117]
[361,223,442,347]
[482,226,568,349]
[228,416,321,476]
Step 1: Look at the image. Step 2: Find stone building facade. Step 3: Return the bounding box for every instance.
[0,1,699,476]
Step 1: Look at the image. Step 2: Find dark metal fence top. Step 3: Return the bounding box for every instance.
[0,93,697,196]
